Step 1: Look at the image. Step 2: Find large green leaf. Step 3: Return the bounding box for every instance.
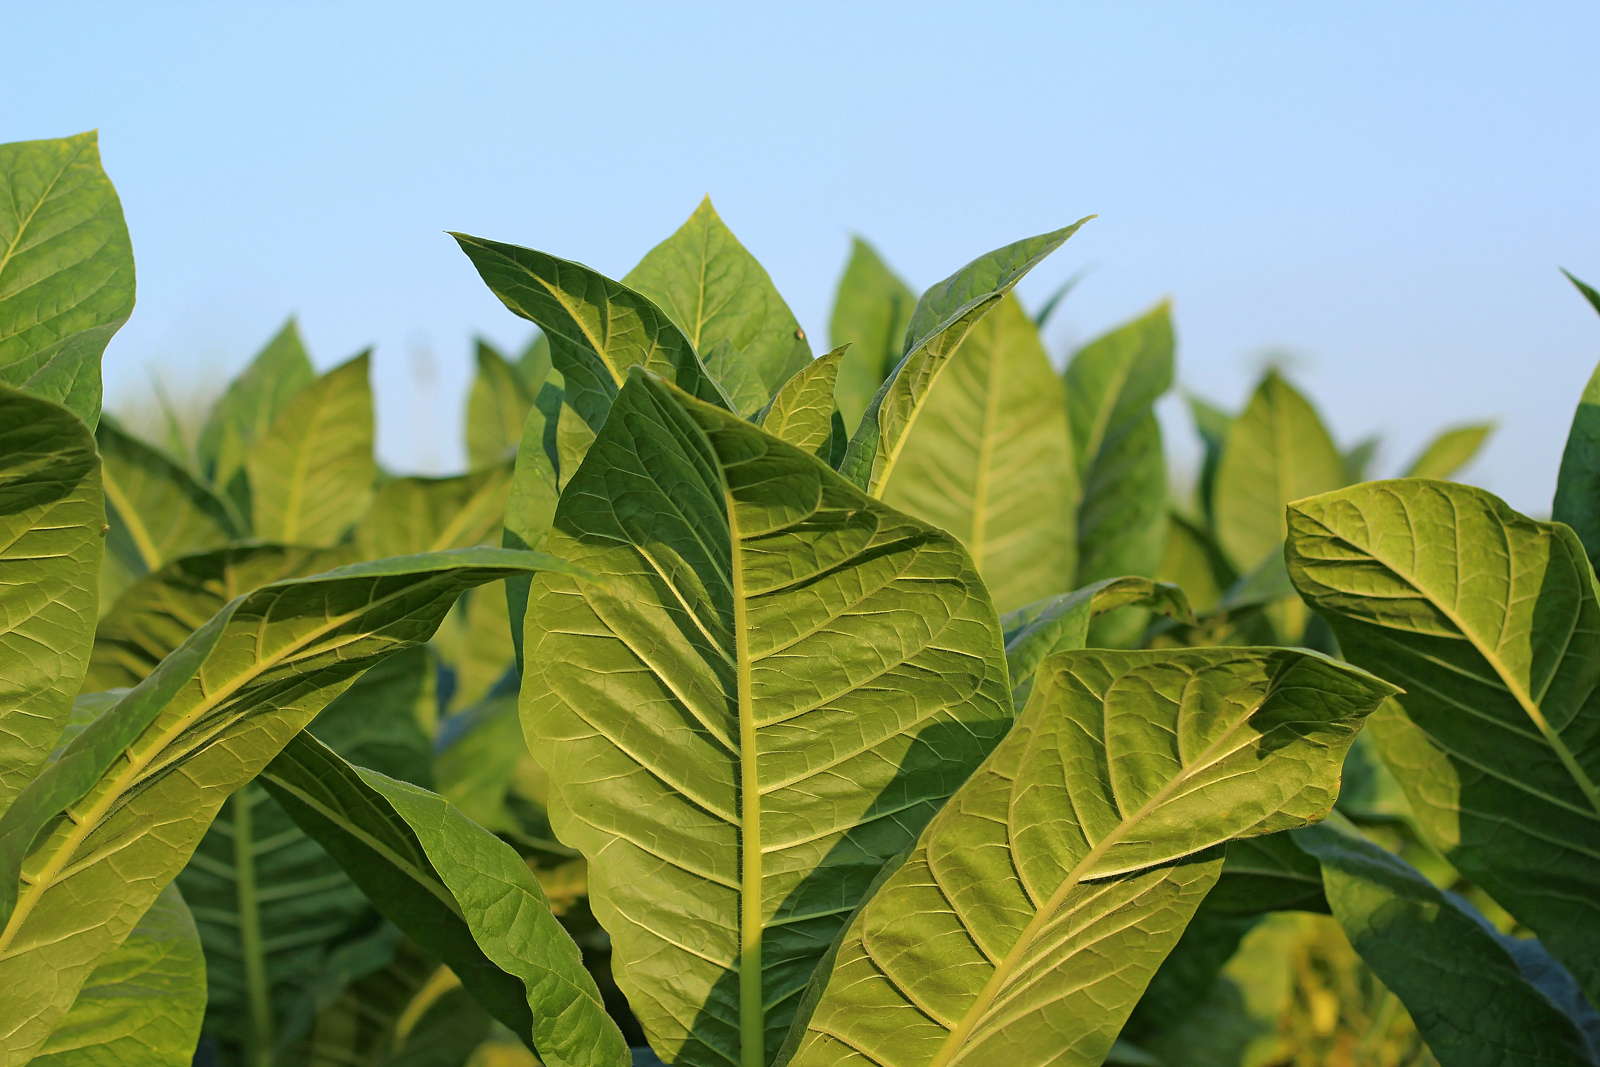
[0,548,564,1063]
[757,347,847,461]
[624,197,812,414]
[784,647,1395,1066]
[246,351,376,544]
[880,294,1079,613]
[1213,370,1345,575]
[197,320,315,489]
[828,237,915,433]
[521,371,1014,1065]
[97,417,237,610]
[261,732,630,1066]
[1399,422,1493,481]
[466,339,539,467]
[1555,358,1600,565]
[0,132,134,425]
[30,884,205,1067]
[839,219,1092,496]
[1297,821,1598,1067]
[451,232,730,441]
[1065,303,1174,631]
[1287,479,1600,1006]
[0,387,103,813]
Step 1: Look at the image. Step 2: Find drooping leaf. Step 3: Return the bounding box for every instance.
[0,132,134,425]
[624,197,812,414]
[183,647,436,1067]
[757,346,847,460]
[828,237,915,432]
[521,371,1014,1065]
[0,548,565,1064]
[840,219,1092,496]
[261,732,630,1066]
[1213,370,1346,576]
[357,465,513,560]
[1287,479,1600,1006]
[246,351,377,544]
[96,417,237,610]
[1296,820,1598,1067]
[1065,302,1174,588]
[30,884,205,1067]
[466,339,539,467]
[1400,422,1494,481]
[1002,577,1192,701]
[451,232,731,441]
[82,541,440,1063]
[0,387,103,813]
[1555,358,1600,565]
[196,319,315,488]
[784,647,1395,1066]
[881,294,1079,612]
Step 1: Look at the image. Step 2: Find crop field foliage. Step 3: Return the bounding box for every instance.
[1,130,1598,1067]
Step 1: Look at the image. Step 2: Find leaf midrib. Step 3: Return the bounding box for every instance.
[726,483,764,1067]
[0,572,462,955]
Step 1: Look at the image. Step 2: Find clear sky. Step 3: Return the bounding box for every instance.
[12,0,1598,511]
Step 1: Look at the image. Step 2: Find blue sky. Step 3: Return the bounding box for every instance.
[12,0,1598,510]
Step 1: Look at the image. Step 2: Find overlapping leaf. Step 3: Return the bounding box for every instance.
[520,371,1013,1065]
[0,548,564,1064]
[0,388,103,812]
[261,733,630,1066]
[1297,820,1598,1066]
[784,647,1394,1066]
[881,295,1079,613]
[0,132,133,424]
[758,347,847,462]
[1287,479,1600,1005]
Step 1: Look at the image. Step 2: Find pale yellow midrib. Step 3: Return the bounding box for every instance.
[725,484,764,1067]
[0,577,451,956]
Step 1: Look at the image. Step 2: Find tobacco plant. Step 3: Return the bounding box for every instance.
[2,129,1597,1067]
